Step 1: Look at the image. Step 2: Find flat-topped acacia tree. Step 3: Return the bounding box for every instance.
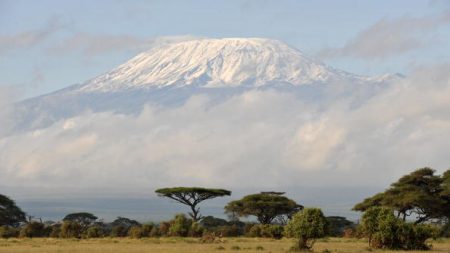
[155,187,231,221]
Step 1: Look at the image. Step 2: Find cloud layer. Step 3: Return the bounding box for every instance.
[1,64,450,195]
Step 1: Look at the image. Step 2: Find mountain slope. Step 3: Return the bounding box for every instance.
[76,38,362,92]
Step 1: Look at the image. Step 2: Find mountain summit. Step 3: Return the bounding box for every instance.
[77,38,357,92]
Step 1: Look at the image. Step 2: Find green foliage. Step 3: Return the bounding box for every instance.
[111,225,128,237]
[354,168,449,223]
[0,194,26,227]
[19,222,48,238]
[85,225,104,238]
[49,224,61,238]
[60,221,82,238]
[141,224,154,237]
[169,214,192,236]
[63,212,97,231]
[284,208,327,250]
[326,216,355,237]
[158,221,171,236]
[247,224,283,239]
[225,192,302,224]
[190,222,204,237]
[155,187,231,221]
[128,225,144,238]
[0,225,19,238]
[360,206,437,250]
[200,216,229,228]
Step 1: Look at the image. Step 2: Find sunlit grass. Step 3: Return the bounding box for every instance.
[0,237,448,253]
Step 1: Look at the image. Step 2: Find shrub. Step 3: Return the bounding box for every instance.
[190,222,204,237]
[111,225,128,237]
[215,224,243,237]
[49,224,61,238]
[247,224,262,237]
[360,206,437,250]
[169,214,192,237]
[128,226,144,238]
[85,225,104,238]
[158,222,171,236]
[141,224,154,237]
[149,226,160,237]
[0,226,19,238]
[284,208,327,250]
[60,221,82,238]
[19,222,47,238]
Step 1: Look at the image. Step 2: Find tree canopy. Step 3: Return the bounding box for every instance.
[354,168,450,224]
[224,192,303,224]
[284,208,327,250]
[155,187,231,221]
[0,194,26,227]
[63,212,98,228]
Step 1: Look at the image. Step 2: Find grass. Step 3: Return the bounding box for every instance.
[0,237,448,253]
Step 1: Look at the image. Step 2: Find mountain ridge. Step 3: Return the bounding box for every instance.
[75,38,372,92]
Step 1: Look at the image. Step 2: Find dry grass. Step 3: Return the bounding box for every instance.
[0,237,448,253]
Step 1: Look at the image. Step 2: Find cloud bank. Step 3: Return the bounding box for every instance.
[1,64,450,196]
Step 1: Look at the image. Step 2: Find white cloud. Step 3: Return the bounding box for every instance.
[318,12,450,59]
[0,64,450,195]
[0,18,63,55]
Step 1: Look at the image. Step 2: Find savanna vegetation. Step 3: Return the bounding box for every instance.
[0,167,449,252]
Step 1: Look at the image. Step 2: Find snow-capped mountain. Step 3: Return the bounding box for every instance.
[77,38,364,92]
[11,38,399,134]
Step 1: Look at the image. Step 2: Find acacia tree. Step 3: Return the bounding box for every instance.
[224,192,302,224]
[155,187,231,221]
[0,194,26,227]
[354,168,449,223]
[63,212,98,232]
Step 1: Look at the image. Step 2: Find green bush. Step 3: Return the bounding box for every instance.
[19,222,47,238]
[141,224,154,237]
[284,208,327,250]
[360,206,436,250]
[190,222,204,237]
[0,226,19,238]
[110,225,128,237]
[49,224,61,238]
[246,224,283,239]
[128,226,144,238]
[85,225,104,238]
[60,221,82,238]
[168,214,192,237]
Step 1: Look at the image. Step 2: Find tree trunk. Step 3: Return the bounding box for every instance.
[298,237,309,250]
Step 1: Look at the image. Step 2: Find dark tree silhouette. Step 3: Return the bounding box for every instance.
[225,192,302,224]
[0,194,26,227]
[155,187,231,221]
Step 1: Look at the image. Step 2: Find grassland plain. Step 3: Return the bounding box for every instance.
[0,237,449,253]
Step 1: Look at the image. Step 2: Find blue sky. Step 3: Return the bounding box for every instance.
[1,0,450,98]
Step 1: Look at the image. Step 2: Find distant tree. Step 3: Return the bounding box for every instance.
[224,192,302,224]
[326,216,355,236]
[155,187,231,221]
[0,194,26,227]
[19,221,47,238]
[111,217,140,228]
[63,212,97,232]
[284,208,327,250]
[354,168,448,223]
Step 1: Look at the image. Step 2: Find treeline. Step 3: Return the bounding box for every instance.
[1,167,449,251]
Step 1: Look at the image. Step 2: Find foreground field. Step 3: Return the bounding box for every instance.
[0,237,449,253]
